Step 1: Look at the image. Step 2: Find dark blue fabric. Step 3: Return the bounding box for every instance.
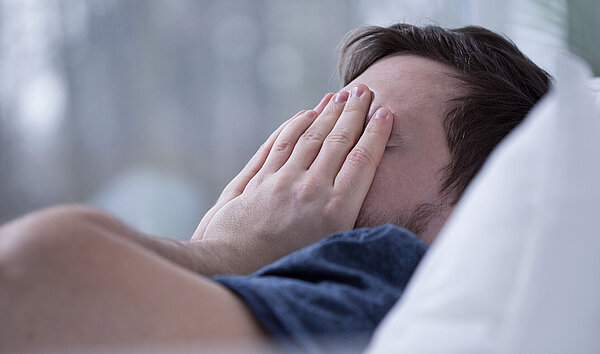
[212,224,428,353]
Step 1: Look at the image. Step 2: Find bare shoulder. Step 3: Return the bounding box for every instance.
[0,204,268,351]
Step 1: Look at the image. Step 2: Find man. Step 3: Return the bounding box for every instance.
[0,24,549,351]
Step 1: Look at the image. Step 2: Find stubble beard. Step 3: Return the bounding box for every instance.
[354,201,443,238]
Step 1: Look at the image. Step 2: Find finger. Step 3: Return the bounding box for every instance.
[218,92,331,199]
[260,110,319,174]
[310,84,372,178]
[282,90,350,171]
[193,113,301,240]
[219,111,303,201]
[334,107,393,204]
[241,93,330,183]
[313,93,335,114]
[192,203,223,240]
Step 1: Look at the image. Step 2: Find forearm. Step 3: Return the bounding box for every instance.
[48,205,249,276]
[197,86,393,265]
[118,231,256,276]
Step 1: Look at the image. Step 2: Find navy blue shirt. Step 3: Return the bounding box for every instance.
[213,224,428,353]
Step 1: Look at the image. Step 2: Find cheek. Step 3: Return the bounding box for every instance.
[362,153,411,212]
[361,150,439,215]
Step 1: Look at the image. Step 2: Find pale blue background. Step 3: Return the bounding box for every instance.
[0,0,596,239]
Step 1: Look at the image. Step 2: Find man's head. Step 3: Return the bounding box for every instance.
[339,24,550,243]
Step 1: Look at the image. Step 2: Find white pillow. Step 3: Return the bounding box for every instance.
[366,54,600,354]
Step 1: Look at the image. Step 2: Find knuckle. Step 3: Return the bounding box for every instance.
[325,130,354,146]
[347,146,376,167]
[269,172,298,196]
[294,183,313,202]
[293,175,320,203]
[270,179,287,196]
[323,102,341,116]
[272,138,295,152]
[322,199,345,227]
[300,130,325,143]
[322,200,338,218]
[342,104,361,114]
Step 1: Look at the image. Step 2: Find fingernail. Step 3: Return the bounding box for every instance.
[373,108,389,120]
[351,86,364,98]
[334,91,349,103]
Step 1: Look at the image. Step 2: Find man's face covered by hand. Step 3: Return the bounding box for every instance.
[345,55,460,244]
[195,54,460,266]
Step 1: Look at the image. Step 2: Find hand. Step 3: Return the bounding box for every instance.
[195,85,393,273]
[192,93,335,241]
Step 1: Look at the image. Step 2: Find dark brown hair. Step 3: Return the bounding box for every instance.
[339,24,551,203]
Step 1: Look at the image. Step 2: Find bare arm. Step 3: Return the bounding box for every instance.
[0,205,268,351]
[99,221,243,276]
[112,86,392,276]
[89,94,336,276]
[0,86,392,351]
[195,85,393,274]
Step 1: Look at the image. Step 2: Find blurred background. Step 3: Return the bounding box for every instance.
[0,0,598,240]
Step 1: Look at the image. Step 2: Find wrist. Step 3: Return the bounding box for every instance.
[184,238,262,276]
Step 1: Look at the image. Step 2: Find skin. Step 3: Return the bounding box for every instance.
[196,55,459,249]
[348,54,460,244]
[0,54,459,350]
[0,82,393,350]
[193,84,394,270]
